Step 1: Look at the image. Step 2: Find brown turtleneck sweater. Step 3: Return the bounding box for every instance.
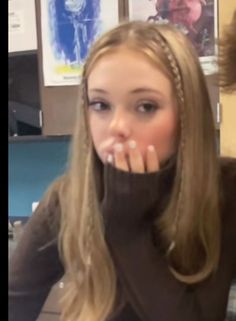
[9,157,236,321]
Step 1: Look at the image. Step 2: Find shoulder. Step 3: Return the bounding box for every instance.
[24,174,69,242]
[219,156,236,183]
[219,157,236,274]
[219,156,236,207]
[219,156,236,196]
[219,157,236,203]
[219,157,236,199]
[219,157,236,237]
[9,177,67,304]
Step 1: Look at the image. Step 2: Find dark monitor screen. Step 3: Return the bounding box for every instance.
[8,52,42,136]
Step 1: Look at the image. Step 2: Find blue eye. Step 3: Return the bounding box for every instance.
[137,102,158,113]
[88,101,110,111]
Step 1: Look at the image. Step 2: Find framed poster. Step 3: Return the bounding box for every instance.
[40,0,119,86]
[129,0,218,75]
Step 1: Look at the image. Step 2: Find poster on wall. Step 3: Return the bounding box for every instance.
[40,0,119,86]
[129,0,218,75]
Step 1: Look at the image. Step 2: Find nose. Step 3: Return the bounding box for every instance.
[109,109,131,139]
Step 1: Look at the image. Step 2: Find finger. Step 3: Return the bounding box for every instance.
[114,143,129,172]
[128,140,145,173]
[107,154,114,165]
[146,145,160,173]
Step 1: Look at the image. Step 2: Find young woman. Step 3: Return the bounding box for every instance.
[9,21,236,321]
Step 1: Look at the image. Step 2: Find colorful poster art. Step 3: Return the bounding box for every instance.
[129,0,217,75]
[41,0,119,86]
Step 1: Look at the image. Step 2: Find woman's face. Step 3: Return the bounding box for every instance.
[87,47,178,167]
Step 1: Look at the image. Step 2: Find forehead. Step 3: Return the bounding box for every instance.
[87,47,173,94]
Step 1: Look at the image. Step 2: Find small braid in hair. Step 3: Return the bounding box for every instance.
[155,30,186,256]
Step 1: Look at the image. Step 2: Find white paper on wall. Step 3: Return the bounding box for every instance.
[8,0,37,52]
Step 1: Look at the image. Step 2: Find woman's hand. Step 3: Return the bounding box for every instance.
[107,140,160,173]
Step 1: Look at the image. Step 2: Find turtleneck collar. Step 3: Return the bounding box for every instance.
[100,154,177,232]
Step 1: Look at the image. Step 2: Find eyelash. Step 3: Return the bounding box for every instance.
[136,101,159,114]
[88,100,110,112]
[88,100,159,114]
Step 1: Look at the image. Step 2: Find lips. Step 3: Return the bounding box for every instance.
[103,144,129,159]
[99,139,133,161]
[104,147,115,157]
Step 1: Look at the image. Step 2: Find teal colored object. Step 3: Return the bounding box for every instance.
[9,141,69,217]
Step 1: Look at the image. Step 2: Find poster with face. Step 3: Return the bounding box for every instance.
[40,0,119,86]
[129,0,218,75]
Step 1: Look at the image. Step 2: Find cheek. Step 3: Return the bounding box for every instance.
[139,115,178,158]
[89,116,107,155]
[89,116,100,146]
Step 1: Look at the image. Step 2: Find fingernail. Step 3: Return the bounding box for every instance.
[115,143,123,152]
[147,145,155,152]
[128,140,137,149]
[107,154,113,164]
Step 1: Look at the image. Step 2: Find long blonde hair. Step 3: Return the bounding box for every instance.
[58,21,220,321]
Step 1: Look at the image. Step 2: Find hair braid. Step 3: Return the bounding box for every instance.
[154,31,184,103]
[155,31,186,255]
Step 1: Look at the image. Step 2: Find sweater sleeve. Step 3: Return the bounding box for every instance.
[101,163,205,321]
[9,188,64,321]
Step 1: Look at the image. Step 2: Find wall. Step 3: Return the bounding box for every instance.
[219,0,236,157]
[9,140,69,217]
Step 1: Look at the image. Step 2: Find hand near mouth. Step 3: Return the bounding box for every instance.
[107,140,160,174]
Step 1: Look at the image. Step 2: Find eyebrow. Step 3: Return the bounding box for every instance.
[89,87,164,96]
[130,87,164,96]
[89,89,108,94]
